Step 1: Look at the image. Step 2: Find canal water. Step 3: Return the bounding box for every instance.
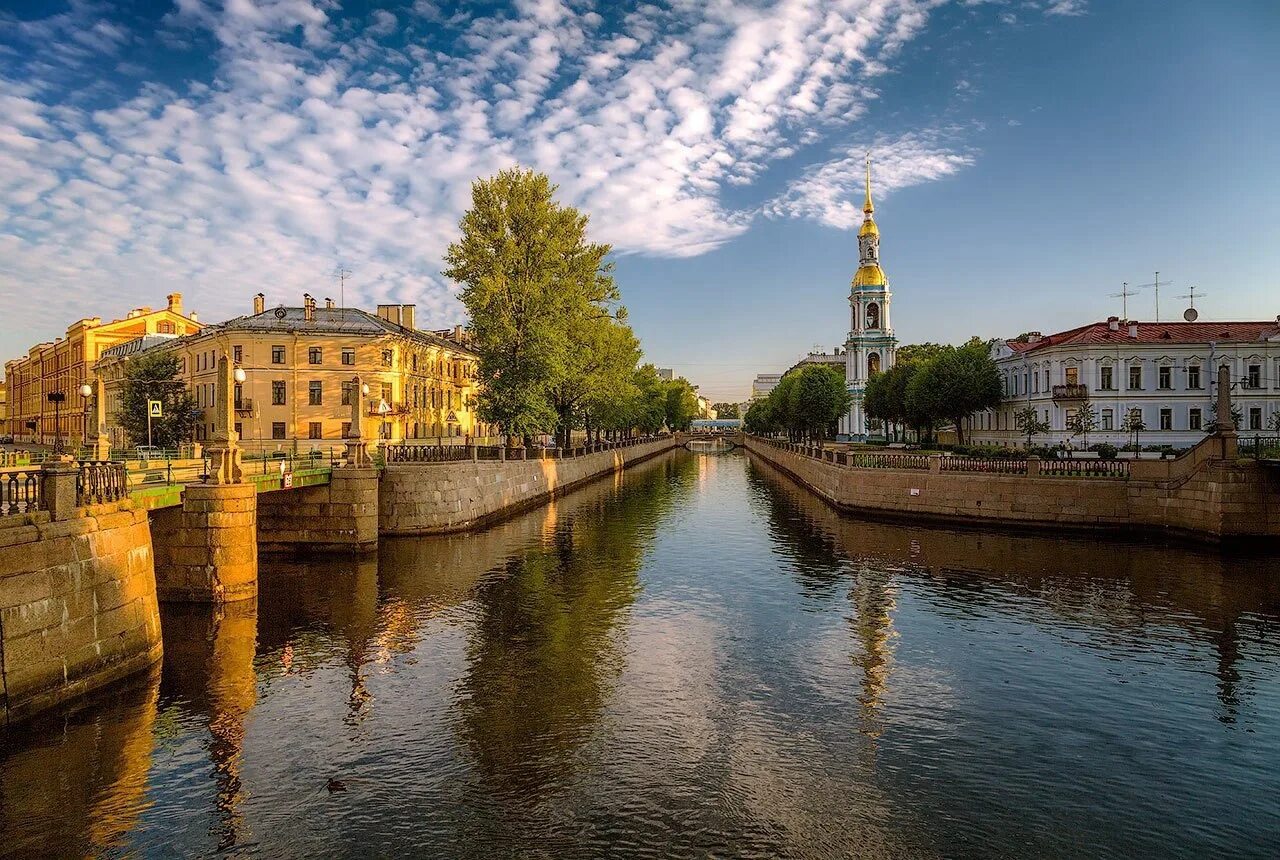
[2,450,1279,858]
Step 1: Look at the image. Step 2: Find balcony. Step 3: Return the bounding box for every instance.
[234,398,254,416]
[1052,383,1089,401]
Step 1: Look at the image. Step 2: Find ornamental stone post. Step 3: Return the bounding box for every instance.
[91,375,111,461]
[345,374,372,468]
[1214,363,1238,459]
[205,354,243,485]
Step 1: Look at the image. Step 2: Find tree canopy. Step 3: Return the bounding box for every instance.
[863,340,1002,445]
[119,350,199,449]
[711,402,740,419]
[744,364,850,441]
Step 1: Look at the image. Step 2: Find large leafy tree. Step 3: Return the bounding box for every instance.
[711,402,740,419]
[629,364,669,435]
[443,168,616,443]
[905,341,1002,445]
[664,377,700,432]
[120,350,199,449]
[786,364,852,441]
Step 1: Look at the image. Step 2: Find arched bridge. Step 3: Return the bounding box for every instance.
[683,432,740,451]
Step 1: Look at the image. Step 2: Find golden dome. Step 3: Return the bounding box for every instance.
[853,264,886,287]
[859,218,879,238]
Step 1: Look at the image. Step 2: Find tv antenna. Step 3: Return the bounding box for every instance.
[1134,272,1170,323]
[336,265,352,310]
[1177,285,1206,322]
[1109,281,1143,320]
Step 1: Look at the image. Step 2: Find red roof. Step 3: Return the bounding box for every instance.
[1007,320,1280,353]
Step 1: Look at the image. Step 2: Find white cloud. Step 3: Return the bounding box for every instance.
[1043,0,1088,16]
[764,131,977,229]
[0,0,1035,355]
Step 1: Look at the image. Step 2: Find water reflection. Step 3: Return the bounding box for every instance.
[1,450,1278,858]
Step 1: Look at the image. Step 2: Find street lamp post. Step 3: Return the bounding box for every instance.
[46,391,66,456]
[79,382,93,455]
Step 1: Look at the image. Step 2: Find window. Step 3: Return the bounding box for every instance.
[272,345,285,364]
[1189,408,1202,431]
[341,421,351,438]
[234,383,243,408]
[1187,364,1201,389]
[233,345,242,363]
[1158,366,1172,390]
[341,381,356,406]
[1128,365,1142,389]
[342,348,355,366]
[272,422,286,439]
[1101,409,1113,430]
[381,421,392,438]
[1159,408,1172,430]
[272,380,286,405]
[309,421,323,439]
[412,354,418,371]
[1249,407,1262,430]
[308,380,323,405]
[1100,366,1114,390]
[381,349,393,367]
[1033,372,1039,394]
[1247,364,1261,389]
[1022,372,1029,393]
[234,422,242,437]
[157,321,174,334]
[1065,366,1079,385]
[309,347,322,365]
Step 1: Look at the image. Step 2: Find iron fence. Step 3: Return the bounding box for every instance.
[77,461,129,505]
[847,452,930,470]
[0,467,42,517]
[1037,458,1130,478]
[939,456,1028,475]
[1240,435,1280,460]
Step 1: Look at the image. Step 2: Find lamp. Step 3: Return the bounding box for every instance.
[233,366,247,384]
[79,382,93,454]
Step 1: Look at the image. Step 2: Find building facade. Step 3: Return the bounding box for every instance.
[841,158,897,440]
[97,295,488,453]
[751,372,782,401]
[5,294,203,445]
[967,317,1280,449]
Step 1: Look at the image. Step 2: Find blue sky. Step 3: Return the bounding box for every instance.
[1,1,1277,401]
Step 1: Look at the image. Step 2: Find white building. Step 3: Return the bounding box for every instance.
[751,372,782,400]
[967,316,1280,449]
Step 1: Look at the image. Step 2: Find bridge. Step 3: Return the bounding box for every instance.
[683,432,740,451]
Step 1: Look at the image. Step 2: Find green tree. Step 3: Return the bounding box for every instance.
[786,364,852,441]
[1065,397,1098,450]
[743,399,776,435]
[628,364,669,435]
[896,342,947,366]
[663,377,699,432]
[443,167,616,444]
[120,350,199,449]
[1014,405,1050,449]
[1121,409,1146,449]
[711,402,740,419]
[905,341,1002,446]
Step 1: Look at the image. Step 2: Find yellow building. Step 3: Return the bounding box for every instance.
[97,294,487,454]
[0,377,7,439]
[4,294,203,446]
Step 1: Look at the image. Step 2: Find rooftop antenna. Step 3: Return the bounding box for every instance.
[336,265,352,310]
[1135,272,1170,323]
[1177,285,1206,322]
[1109,281,1142,320]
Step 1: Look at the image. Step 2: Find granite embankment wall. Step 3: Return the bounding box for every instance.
[0,501,162,726]
[257,468,379,553]
[380,437,680,534]
[743,435,1280,541]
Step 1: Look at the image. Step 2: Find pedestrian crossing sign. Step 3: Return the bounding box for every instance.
[148,400,163,418]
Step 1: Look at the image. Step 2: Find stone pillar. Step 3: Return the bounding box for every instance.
[91,376,111,461]
[1026,454,1041,477]
[928,453,942,474]
[345,374,372,468]
[154,483,258,603]
[205,355,243,485]
[40,458,79,520]
[1214,364,1238,459]
[328,467,380,551]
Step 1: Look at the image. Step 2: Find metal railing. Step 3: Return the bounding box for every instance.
[1,467,42,517]
[1240,435,1280,460]
[385,444,474,463]
[939,456,1028,475]
[77,461,129,505]
[1051,383,1089,400]
[1037,458,1130,478]
[847,451,930,470]
[383,435,669,465]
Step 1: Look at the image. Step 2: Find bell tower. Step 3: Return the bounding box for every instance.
[842,154,898,440]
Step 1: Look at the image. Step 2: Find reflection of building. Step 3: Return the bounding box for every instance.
[4,294,203,444]
[96,295,490,451]
[0,377,7,435]
[969,319,1280,448]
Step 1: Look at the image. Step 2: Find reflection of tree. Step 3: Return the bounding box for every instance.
[746,451,1280,726]
[456,452,695,798]
[0,670,160,858]
[159,600,258,851]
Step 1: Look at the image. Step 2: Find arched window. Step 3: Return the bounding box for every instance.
[868,352,881,376]
[866,302,880,330]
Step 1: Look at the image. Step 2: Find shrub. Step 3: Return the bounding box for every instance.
[1089,442,1118,460]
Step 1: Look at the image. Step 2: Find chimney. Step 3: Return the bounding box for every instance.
[303,293,315,322]
[254,293,265,314]
[325,297,334,310]
[401,304,415,330]
[189,311,198,322]
[167,292,182,313]
[1107,315,1120,331]
[1026,331,1042,344]
[1128,322,1139,338]
[453,324,464,343]
[377,304,402,327]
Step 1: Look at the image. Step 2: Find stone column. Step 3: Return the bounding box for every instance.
[205,355,243,485]
[1214,363,1238,459]
[345,374,372,468]
[154,483,258,603]
[91,376,111,461]
[40,458,80,520]
[1026,454,1041,477]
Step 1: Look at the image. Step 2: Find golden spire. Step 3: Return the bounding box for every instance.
[863,151,874,215]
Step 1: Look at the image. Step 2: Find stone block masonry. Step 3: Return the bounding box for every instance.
[743,436,1280,543]
[150,483,258,603]
[0,501,163,727]
[257,467,379,553]
[380,437,680,534]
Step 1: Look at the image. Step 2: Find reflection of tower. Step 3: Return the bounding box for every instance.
[337,556,380,725]
[1213,621,1241,724]
[160,599,258,851]
[841,154,898,441]
[848,565,897,738]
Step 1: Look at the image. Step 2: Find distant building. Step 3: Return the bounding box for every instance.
[0,377,7,436]
[96,294,488,453]
[751,373,782,400]
[968,316,1280,448]
[657,367,675,382]
[5,294,203,445]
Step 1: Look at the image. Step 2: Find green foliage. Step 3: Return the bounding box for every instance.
[119,350,199,448]
[663,377,700,432]
[711,402,740,419]
[1014,405,1050,449]
[748,365,850,441]
[1120,409,1146,448]
[896,342,947,365]
[904,340,1002,445]
[1089,442,1118,460]
[443,167,617,441]
[1065,398,1098,448]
